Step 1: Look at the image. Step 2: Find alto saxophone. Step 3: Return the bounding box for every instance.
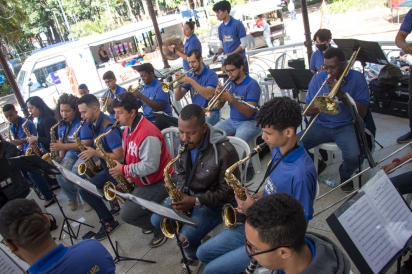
[7,123,13,142]
[95,121,134,203]
[45,120,63,163]
[74,120,100,180]
[160,144,188,238]
[222,142,267,228]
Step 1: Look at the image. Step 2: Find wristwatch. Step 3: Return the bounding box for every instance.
[195,197,202,209]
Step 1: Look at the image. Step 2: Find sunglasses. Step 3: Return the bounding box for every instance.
[245,240,293,259]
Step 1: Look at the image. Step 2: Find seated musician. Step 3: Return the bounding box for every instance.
[151,104,239,272]
[245,193,351,274]
[297,48,370,193]
[77,94,123,241]
[197,97,317,274]
[0,199,115,273]
[100,70,126,119]
[50,94,93,211]
[131,63,173,131]
[174,49,220,125]
[109,92,171,247]
[78,83,90,97]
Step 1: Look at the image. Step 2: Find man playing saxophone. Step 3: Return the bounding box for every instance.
[77,94,123,241]
[151,104,239,273]
[174,49,220,125]
[109,92,172,248]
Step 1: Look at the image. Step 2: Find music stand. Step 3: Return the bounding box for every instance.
[109,188,200,273]
[53,161,155,265]
[268,69,313,100]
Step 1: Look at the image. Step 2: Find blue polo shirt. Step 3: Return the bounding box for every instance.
[106,85,126,119]
[306,70,370,128]
[400,9,412,33]
[229,75,261,121]
[27,240,115,274]
[310,49,324,72]
[263,141,316,221]
[181,65,219,109]
[89,112,122,155]
[10,116,37,153]
[138,79,173,118]
[58,118,93,155]
[183,34,202,71]
[218,16,247,61]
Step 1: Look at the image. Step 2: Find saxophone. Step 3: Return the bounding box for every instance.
[95,121,134,203]
[7,123,12,142]
[74,120,100,180]
[46,120,63,163]
[222,142,267,228]
[160,144,188,238]
[23,114,43,157]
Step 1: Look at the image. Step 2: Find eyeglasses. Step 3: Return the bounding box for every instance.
[321,61,344,71]
[225,68,239,74]
[245,240,293,259]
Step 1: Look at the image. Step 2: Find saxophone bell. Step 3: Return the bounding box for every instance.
[103,182,126,204]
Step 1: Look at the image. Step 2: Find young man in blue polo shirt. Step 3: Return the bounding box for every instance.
[212,1,249,73]
[77,94,123,240]
[197,97,317,274]
[0,199,116,274]
[132,63,173,131]
[298,48,370,193]
[101,70,126,119]
[310,29,333,74]
[175,49,220,125]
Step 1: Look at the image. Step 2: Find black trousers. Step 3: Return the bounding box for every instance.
[408,66,412,130]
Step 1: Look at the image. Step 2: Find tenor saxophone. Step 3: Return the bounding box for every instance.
[95,121,134,203]
[222,142,267,228]
[74,120,100,180]
[160,144,188,238]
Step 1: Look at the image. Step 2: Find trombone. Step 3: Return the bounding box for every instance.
[203,78,232,117]
[161,69,194,92]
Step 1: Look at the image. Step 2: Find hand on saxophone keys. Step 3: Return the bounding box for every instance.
[108,159,123,178]
[26,135,38,145]
[235,187,255,214]
[170,190,196,213]
[78,145,98,161]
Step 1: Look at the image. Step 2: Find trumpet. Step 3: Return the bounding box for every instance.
[100,90,111,113]
[203,78,232,117]
[161,69,194,92]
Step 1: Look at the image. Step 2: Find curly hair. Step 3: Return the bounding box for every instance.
[255,97,302,131]
[56,93,80,120]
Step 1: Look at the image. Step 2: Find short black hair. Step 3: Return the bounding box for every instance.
[224,53,244,69]
[324,47,346,62]
[78,93,100,108]
[213,0,231,13]
[187,49,202,60]
[112,92,139,112]
[179,104,205,126]
[255,97,302,132]
[2,104,16,112]
[56,93,80,120]
[185,21,195,30]
[102,70,116,80]
[136,63,154,74]
[246,193,307,253]
[78,83,88,90]
[313,29,332,42]
[0,199,50,253]
[26,96,55,118]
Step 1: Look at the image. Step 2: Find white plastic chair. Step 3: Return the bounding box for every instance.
[161,127,179,157]
[248,132,263,174]
[228,136,251,185]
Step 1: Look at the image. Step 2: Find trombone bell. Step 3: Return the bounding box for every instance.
[313,96,340,115]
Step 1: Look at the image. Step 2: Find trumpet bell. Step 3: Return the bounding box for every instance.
[103,182,126,204]
[313,96,340,115]
[222,204,237,228]
[161,83,170,92]
[160,218,180,238]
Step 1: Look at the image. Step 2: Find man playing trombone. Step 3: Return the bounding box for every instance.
[174,49,220,125]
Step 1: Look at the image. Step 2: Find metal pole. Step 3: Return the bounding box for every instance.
[57,0,73,40]
[0,40,29,117]
[300,0,313,66]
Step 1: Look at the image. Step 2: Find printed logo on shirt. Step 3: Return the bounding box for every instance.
[66,134,75,143]
[232,93,245,101]
[264,177,277,195]
[128,141,138,157]
[223,35,234,43]
[191,88,199,97]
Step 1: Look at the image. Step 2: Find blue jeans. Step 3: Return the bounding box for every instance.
[391,171,412,195]
[197,224,249,274]
[215,119,261,143]
[57,151,80,202]
[206,111,220,126]
[27,172,54,201]
[290,10,296,19]
[79,170,114,223]
[297,122,362,181]
[151,197,223,259]
[265,37,273,48]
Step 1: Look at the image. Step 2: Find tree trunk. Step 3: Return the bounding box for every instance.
[51,24,62,43]
[142,0,149,18]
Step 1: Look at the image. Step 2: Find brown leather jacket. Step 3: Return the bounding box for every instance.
[173,124,239,207]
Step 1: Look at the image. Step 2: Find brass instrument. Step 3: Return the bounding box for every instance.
[222,143,267,228]
[160,144,188,238]
[96,121,134,203]
[46,120,63,163]
[7,123,12,142]
[203,78,232,117]
[161,37,184,60]
[300,47,361,140]
[101,90,111,113]
[161,69,194,92]
[243,259,259,274]
[74,120,100,179]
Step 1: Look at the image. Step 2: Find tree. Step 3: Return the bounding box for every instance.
[0,0,27,42]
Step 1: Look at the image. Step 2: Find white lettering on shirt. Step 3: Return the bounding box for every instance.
[223,35,234,43]
[128,141,137,157]
[264,177,277,194]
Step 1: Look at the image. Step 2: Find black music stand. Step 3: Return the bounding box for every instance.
[110,189,200,273]
[53,161,155,265]
[268,69,313,100]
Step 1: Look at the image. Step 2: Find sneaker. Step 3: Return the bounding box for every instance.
[142,229,153,234]
[318,159,327,175]
[397,131,412,144]
[181,258,199,274]
[83,202,93,212]
[246,166,255,182]
[94,220,120,241]
[68,199,78,211]
[149,229,167,248]
[340,181,354,193]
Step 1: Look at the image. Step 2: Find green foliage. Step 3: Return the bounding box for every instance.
[0,0,28,41]
[0,81,12,96]
[327,0,387,14]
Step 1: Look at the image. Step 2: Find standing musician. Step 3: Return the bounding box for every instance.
[131,63,173,131]
[197,97,317,274]
[77,94,123,241]
[297,48,370,193]
[110,92,171,248]
[174,49,220,125]
[50,94,93,211]
[168,21,202,71]
[151,104,239,273]
[310,29,333,74]
[100,70,126,119]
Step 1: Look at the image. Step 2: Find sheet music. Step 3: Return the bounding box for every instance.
[0,243,27,274]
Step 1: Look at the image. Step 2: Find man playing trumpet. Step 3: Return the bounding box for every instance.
[100,71,126,119]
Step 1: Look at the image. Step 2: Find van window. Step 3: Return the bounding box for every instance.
[29,61,67,92]
[17,70,26,91]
